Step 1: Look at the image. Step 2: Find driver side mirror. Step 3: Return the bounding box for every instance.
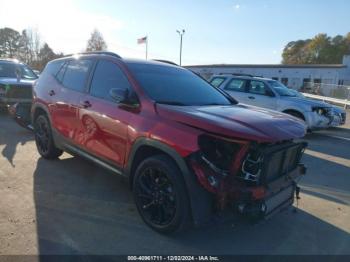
[109,88,139,107]
[109,88,129,103]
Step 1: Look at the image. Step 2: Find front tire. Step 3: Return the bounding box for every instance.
[34,114,63,159]
[133,155,192,234]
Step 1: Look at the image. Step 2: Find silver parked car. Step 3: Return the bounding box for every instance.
[209,74,346,130]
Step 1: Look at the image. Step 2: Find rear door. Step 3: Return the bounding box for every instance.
[246,80,276,109]
[75,59,132,167]
[221,78,249,104]
[50,58,94,141]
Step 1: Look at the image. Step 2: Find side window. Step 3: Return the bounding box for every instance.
[45,60,65,77]
[90,60,131,101]
[248,80,268,95]
[224,78,246,92]
[62,59,93,92]
[210,77,226,88]
[56,62,67,83]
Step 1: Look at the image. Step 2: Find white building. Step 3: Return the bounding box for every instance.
[186,55,350,92]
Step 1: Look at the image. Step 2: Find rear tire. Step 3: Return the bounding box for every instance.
[34,114,63,159]
[133,154,192,234]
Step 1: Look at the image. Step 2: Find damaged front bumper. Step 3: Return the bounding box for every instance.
[235,163,306,219]
[188,136,307,221]
[305,108,346,130]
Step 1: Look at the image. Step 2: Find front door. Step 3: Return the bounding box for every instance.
[246,80,276,110]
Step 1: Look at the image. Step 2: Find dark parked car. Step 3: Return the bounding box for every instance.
[12,51,307,234]
[0,59,37,108]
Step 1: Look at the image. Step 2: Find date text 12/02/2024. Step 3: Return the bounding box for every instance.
[127,256,220,261]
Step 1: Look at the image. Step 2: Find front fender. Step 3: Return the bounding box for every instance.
[125,137,214,227]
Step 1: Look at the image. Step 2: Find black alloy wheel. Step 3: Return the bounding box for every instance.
[133,155,191,234]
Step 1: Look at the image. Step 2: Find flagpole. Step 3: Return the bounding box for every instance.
[146,36,148,60]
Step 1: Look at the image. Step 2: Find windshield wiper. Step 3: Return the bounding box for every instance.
[156,100,187,106]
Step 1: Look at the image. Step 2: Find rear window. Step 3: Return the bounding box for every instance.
[61,59,93,92]
[210,77,226,88]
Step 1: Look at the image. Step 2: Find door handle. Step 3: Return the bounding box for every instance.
[48,90,55,96]
[81,100,92,108]
[248,96,255,99]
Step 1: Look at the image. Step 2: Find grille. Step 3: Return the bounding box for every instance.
[262,142,306,183]
[5,85,32,99]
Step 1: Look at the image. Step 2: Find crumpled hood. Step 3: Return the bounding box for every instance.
[281,96,331,108]
[156,104,307,142]
[0,78,35,87]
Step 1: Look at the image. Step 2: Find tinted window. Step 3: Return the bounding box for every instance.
[0,62,37,79]
[62,59,92,92]
[268,80,298,97]
[225,79,246,92]
[248,80,268,95]
[126,63,233,106]
[90,60,131,101]
[56,62,67,83]
[210,77,226,88]
[45,60,65,76]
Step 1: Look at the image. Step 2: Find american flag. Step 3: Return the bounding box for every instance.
[137,36,147,44]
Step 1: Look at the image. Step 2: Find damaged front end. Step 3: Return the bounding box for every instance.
[188,134,307,220]
[309,106,345,129]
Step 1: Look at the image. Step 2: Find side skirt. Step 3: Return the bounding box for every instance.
[52,129,125,177]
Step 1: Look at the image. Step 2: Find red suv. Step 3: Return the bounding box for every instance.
[30,51,307,234]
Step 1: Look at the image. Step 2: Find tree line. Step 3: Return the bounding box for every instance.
[0,27,107,71]
[3,26,349,69]
[282,33,350,64]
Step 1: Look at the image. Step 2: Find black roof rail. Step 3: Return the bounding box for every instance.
[65,51,122,59]
[219,73,255,77]
[153,59,178,66]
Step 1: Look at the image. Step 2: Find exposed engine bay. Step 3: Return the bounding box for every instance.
[189,134,307,219]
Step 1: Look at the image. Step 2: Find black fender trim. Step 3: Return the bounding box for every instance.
[31,103,52,125]
[125,137,214,227]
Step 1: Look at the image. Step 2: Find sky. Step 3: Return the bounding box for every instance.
[0,0,350,65]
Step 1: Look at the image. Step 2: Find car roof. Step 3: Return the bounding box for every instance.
[211,74,273,81]
[0,58,24,65]
[51,52,180,68]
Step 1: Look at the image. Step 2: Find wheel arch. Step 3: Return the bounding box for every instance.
[125,137,214,227]
[32,103,51,123]
[282,108,306,120]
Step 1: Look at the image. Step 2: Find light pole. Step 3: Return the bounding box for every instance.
[176,29,185,66]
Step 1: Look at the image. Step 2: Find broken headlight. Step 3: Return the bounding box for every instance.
[198,134,242,172]
[312,106,331,116]
[189,135,247,193]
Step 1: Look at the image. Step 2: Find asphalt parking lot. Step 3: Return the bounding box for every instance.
[0,110,349,255]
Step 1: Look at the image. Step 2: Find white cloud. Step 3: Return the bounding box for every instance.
[234,4,240,9]
[0,0,128,55]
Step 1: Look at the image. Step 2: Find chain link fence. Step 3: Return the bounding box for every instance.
[301,82,350,101]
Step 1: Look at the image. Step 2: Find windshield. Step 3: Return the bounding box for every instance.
[268,80,300,97]
[126,63,234,106]
[0,62,38,80]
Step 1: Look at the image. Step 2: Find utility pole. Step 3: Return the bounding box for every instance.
[176,29,185,66]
